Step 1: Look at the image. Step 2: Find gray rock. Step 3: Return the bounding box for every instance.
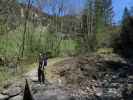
[33,85,70,100]
[2,87,21,96]
[0,94,9,100]
[95,88,103,97]
[9,95,23,100]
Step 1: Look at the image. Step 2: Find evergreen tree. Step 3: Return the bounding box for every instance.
[113,7,133,58]
[81,0,113,52]
[120,7,133,58]
[95,0,113,48]
[95,0,113,32]
[80,0,96,53]
[95,0,105,33]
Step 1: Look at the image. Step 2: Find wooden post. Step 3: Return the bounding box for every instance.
[23,79,34,100]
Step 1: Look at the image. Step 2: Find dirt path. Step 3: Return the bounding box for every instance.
[24,57,78,100]
[25,57,70,82]
[0,57,73,100]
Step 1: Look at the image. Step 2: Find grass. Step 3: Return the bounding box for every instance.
[60,39,77,56]
[0,57,67,88]
[0,60,36,88]
[0,25,76,87]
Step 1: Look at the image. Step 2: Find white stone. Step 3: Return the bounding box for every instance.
[0,94,8,100]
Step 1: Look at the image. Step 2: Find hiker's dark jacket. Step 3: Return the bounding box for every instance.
[38,55,48,70]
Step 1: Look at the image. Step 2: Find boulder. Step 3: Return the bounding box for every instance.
[2,86,21,96]
[0,94,9,100]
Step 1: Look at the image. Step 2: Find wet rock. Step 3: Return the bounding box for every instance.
[0,94,9,100]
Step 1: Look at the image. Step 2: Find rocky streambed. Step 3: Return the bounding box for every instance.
[0,80,24,100]
[0,54,133,100]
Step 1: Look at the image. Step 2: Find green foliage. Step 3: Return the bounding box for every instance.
[0,23,76,58]
[60,39,77,56]
[79,0,113,53]
[95,0,113,48]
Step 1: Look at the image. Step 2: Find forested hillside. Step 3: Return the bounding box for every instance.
[0,0,77,59]
[0,0,120,58]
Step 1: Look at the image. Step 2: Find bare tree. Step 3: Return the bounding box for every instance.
[20,0,32,57]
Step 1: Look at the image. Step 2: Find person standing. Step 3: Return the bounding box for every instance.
[43,53,48,69]
[38,53,48,84]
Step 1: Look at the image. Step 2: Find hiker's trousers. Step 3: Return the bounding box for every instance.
[38,68,45,83]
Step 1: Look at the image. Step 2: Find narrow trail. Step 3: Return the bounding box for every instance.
[0,57,73,100]
[24,57,75,100]
[25,57,70,82]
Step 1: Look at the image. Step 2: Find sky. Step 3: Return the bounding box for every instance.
[113,0,133,23]
[18,0,133,23]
